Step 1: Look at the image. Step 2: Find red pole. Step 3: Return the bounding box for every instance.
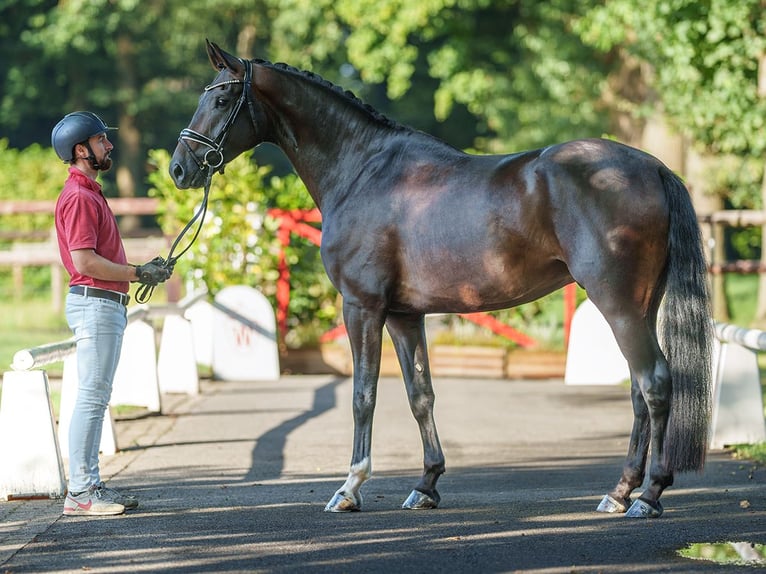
[276,223,292,339]
[564,283,577,348]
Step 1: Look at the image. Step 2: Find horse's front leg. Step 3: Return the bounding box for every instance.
[324,301,385,512]
[386,312,445,509]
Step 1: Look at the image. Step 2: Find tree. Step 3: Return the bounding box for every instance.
[576,0,766,321]
[266,0,614,153]
[1,0,270,205]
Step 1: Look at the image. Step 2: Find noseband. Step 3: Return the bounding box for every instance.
[178,58,257,174]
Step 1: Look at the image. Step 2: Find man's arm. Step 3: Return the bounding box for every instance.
[70,248,138,282]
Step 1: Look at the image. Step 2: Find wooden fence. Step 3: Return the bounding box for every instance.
[0,198,165,311]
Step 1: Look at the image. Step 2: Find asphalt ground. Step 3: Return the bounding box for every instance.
[0,375,763,573]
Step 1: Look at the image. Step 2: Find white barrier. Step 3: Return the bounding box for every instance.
[184,299,213,368]
[111,319,162,411]
[564,299,766,448]
[564,299,630,385]
[711,324,766,448]
[157,314,199,394]
[0,370,67,500]
[211,286,280,381]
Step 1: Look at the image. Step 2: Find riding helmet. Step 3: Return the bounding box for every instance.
[51,111,117,162]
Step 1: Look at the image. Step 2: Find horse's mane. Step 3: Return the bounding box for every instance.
[253,59,404,131]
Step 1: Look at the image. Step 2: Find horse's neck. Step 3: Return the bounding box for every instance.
[255,65,395,208]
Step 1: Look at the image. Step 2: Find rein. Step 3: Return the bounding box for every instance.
[135,58,257,304]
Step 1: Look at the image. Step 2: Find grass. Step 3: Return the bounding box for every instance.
[724,273,759,326]
[731,442,766,463]
[0,295,70,371]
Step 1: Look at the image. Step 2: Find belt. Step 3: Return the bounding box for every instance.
[69,285,130,306]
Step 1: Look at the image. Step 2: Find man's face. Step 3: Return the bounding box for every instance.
[86,132,113,171]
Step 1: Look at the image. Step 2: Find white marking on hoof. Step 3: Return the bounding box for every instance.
[402,489,439,509]
[324,490,361,512]
[325,457,371,512]
[596,494,629,514]
[625,498,663,518]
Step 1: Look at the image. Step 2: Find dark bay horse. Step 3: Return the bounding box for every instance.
[170,41,713,518]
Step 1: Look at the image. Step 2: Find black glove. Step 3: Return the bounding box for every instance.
[134,256,172,286]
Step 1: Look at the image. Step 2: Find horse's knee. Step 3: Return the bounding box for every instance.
[408,388,435,420]
[640,361,671,413]
[352,387,377,422]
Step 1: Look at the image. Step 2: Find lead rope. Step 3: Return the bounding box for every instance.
[134,170,214,304]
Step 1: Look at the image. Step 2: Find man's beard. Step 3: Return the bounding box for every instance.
[98,154,112,171]
[90,152,112,172]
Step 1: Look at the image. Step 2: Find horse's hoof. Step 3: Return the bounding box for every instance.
[625,498,663,518]
[402,489,440,510]
[596,494,630,514]
[324,490,362,512]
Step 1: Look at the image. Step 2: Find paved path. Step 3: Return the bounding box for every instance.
[1,375,763,572]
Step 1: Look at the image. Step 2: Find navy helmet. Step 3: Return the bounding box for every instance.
[51,111,116,162]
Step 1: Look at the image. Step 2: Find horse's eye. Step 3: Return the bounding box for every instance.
[215,97,228,108]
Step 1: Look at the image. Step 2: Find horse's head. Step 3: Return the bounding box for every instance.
[170,41,267,189]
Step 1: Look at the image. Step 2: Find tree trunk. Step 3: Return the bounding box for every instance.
[754,54,766,324]
[685,146,728,321]
[115,33,141,233]
[754,161,766,323]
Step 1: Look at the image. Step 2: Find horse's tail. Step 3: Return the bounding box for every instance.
[658,167,713,473]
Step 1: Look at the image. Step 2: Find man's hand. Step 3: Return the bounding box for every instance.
[134,256,172,286]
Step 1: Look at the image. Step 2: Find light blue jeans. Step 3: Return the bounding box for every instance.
[65,293,127,493]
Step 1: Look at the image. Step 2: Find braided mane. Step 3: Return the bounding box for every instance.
[252,59,403,130]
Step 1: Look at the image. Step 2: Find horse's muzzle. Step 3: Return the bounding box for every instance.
[169,159,206,190]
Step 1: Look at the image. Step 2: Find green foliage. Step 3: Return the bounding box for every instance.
[0,139,62,244]
[267,0,611,153]
[731,442,766,464]
[576,0,766,157]
[147,149,338,347]
[678,541,766,565]
[0,140,76,300]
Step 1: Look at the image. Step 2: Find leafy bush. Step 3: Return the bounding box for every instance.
[147,149,338,348]
[0,139,63,245]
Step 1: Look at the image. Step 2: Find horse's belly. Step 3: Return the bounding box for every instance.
[393,259,570,314]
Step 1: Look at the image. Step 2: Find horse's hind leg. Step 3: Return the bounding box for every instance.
[597,374,651,513]
[595,304,673,518]
[386,312,445,509]
[324,301,386,512]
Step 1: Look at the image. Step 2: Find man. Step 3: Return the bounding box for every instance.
[51,111,171,516]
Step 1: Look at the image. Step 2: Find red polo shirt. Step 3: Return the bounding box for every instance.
[55,166,129,293]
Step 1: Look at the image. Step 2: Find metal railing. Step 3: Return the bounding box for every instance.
[9,291,208,372]
[715,321,766,352]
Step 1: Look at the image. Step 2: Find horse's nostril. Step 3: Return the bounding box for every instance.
[171,162,184,181]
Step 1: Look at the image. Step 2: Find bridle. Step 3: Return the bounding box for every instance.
[178,58,258,175]
[136,58,258,304]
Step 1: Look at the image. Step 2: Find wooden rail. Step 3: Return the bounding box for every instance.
[0,198,166,311]
[698,210,766,227]
[0,197,159,216]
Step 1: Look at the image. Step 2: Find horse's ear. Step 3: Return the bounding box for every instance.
[206,40,226,71]
[205,40,242,74]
